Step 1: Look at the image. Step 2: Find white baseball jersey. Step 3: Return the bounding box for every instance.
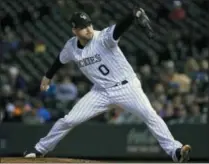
[59,25,137,88]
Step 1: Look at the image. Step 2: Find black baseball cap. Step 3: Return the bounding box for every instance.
[70,12,92,29]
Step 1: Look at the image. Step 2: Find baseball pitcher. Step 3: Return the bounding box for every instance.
[24,8,191,162]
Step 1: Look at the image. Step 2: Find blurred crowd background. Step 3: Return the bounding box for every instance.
[0,0,208,125]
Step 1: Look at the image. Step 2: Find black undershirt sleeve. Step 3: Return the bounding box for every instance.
[113,12,135,40]
[45,54,64,79]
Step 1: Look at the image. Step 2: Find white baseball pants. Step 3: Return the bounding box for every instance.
[35,77,182,160]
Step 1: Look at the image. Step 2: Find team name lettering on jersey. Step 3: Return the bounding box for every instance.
[77,54,102,68]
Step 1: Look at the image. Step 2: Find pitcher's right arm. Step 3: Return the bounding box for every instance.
[40,40,73,91]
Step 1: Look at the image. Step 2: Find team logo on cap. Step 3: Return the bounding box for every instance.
[80,14,87,20]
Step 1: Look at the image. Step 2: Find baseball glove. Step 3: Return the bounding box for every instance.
[133,7,155,39]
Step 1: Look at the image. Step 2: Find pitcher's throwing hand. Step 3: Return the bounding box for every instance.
[40,76,51,91]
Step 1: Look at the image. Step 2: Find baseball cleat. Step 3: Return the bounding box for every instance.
[176,145,191,163]
[24,149,43,158]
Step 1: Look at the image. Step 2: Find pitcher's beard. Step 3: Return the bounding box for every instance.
[79,35,93,44]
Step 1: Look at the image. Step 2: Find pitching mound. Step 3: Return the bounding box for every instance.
[0,157,100,163]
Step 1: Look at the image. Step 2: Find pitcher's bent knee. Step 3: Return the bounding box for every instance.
[62,115,81,128]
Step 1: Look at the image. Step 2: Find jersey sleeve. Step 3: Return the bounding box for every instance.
[59,41,73,64]
[100,24,119,48]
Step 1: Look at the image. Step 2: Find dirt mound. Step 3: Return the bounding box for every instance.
[0,157,99,163]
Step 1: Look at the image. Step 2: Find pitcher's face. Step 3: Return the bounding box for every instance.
[72,24,94,41]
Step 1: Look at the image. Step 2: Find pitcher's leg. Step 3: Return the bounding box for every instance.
[35,118,72,155]
[34,89,109,155]
[114,79,182,159]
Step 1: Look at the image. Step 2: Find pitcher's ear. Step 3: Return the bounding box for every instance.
[72,28,76,35]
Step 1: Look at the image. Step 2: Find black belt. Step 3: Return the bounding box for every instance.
[113,80,128,87]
